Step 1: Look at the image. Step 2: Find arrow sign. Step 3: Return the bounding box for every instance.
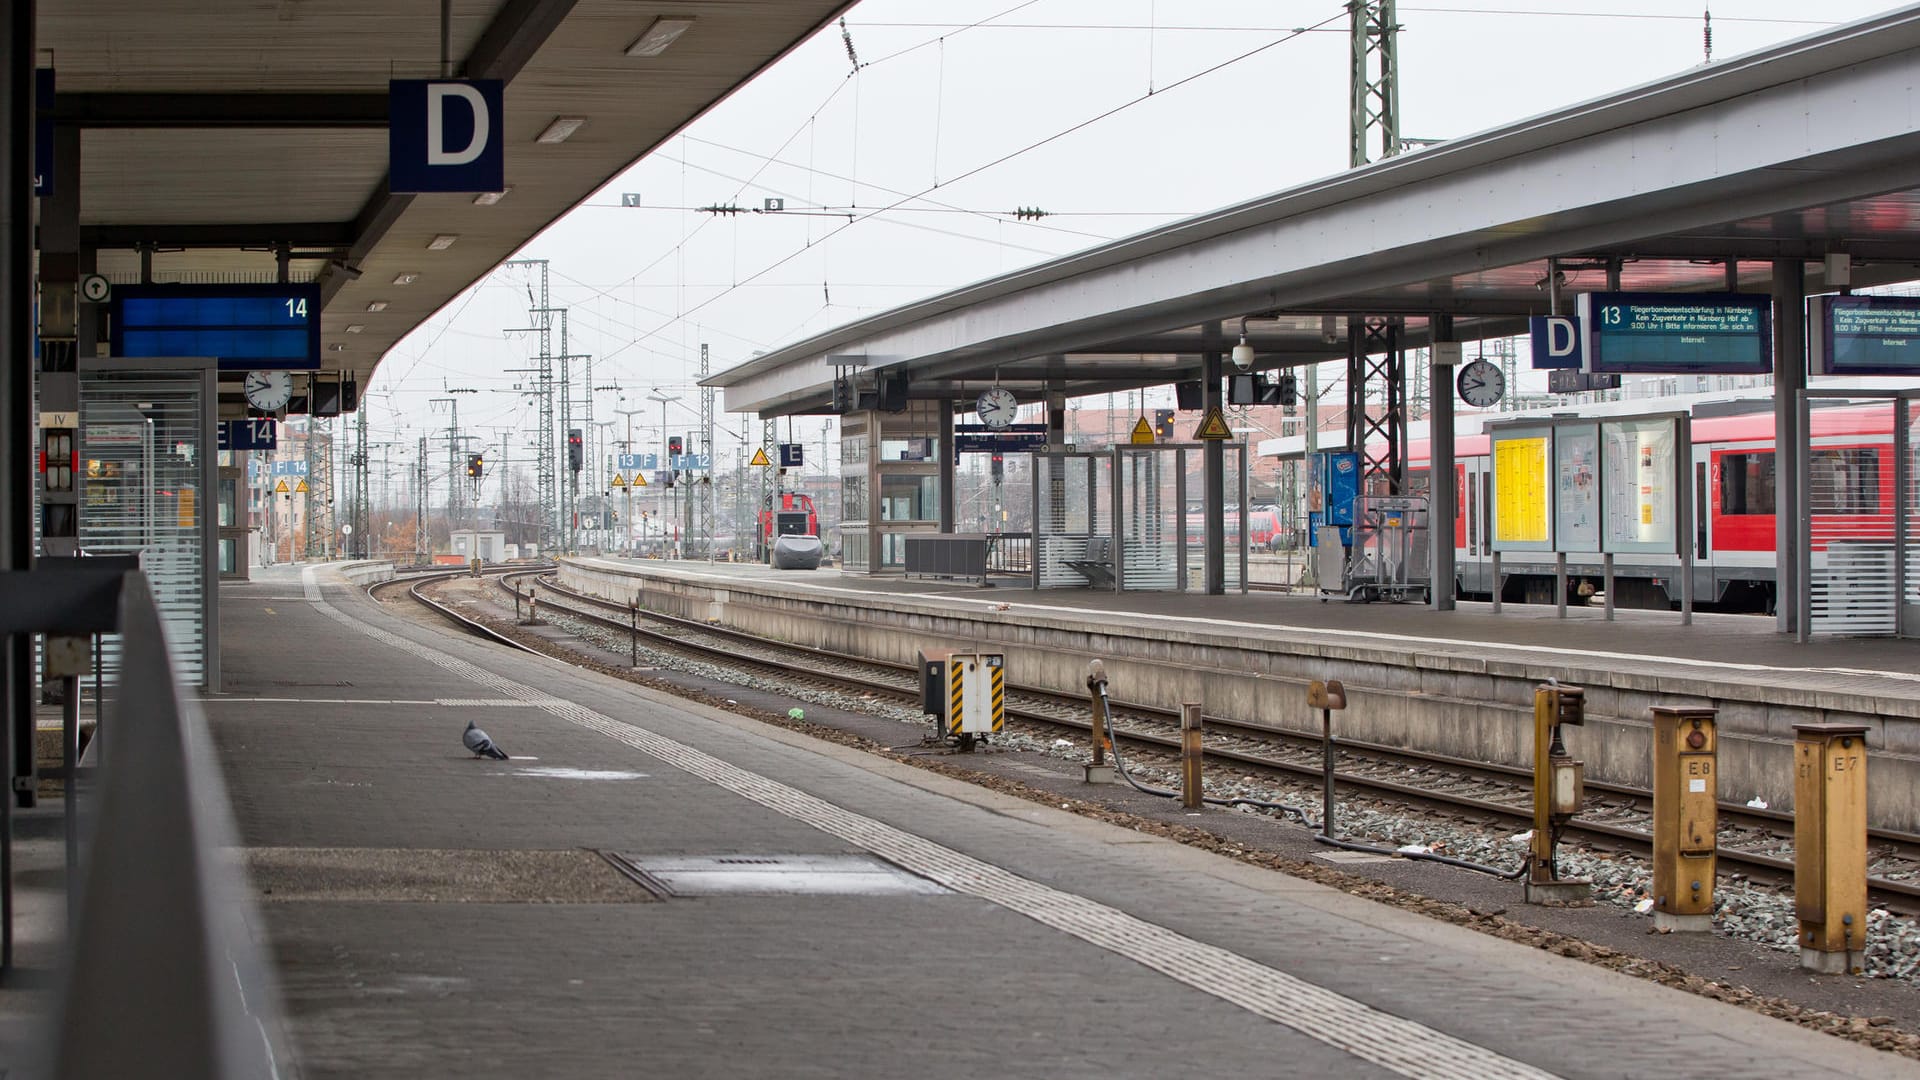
[750,447,772,467]
[1130,416,1156,445]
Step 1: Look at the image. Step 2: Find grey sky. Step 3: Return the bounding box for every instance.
[363,1,1896,464]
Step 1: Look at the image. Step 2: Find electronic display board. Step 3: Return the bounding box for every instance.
[1577,292,1771,375]
[1809,294,1920,375]
[111,283,321,371]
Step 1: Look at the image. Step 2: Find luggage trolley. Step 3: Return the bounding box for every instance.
[1343,494,1431,603]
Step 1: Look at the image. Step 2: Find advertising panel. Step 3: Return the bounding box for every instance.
[1553,423,1601,553]
[1601,417,1680,555]
[1490,425,1554,552]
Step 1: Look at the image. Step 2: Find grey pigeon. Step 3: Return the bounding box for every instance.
[463,720,509,760]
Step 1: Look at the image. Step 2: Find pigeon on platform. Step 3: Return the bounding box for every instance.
[463,720,509,760]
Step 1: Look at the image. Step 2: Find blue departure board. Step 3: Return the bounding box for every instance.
[1810,295,1920,376]
[1577,292,1771,375]
[111,283,321,371]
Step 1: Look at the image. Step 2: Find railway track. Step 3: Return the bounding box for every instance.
[403,567,1920,911]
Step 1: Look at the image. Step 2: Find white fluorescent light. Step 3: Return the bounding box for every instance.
[473,187,512,206]
[627,16,694,57]
[536,116,587,144]
[345,324,365,334]
[392,273,418,286]
[427,234,459,251]
[365,300,389,312]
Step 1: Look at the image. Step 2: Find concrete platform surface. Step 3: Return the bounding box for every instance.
[208,564,1920,1079]
[581,557,1920,709]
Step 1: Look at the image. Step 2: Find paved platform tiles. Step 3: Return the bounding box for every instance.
[582,558,1920,706]
[210,564,1919,1079]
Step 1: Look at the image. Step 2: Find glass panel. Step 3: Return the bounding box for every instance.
[80,369,209,685]
[218,476,238,527]
[219,537,238,575]
[879,437,938,463]
[1809,401,1896,635]
[879,474,937,521]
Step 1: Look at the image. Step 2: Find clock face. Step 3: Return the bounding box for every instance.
[976,387,1019,430]
[244,369,294,412]
[1456,359,1505,408]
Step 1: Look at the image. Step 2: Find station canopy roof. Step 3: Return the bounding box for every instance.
[38,0,855,395]
[709,5,1920,418]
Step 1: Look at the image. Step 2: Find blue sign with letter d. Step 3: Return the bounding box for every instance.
[389,79,504,194]
[1529,316,1582,369]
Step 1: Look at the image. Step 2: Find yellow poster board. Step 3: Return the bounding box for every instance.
[1492,435,1551,547]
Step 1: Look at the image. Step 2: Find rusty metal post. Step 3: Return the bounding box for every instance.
[1794,722,1869,973]
[1651,706,1717,932]
[529,594,539,625]
[629,601,639,666]
[1084,660,1114,784]
[1525,682,1592,905]
[513,587,522,621]
[1180,702,1203,809]
[1308,680,1347,836]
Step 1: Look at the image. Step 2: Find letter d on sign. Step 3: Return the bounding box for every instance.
[427,84,488,167]
[389,78,504,193]
[1529,315,1583,370]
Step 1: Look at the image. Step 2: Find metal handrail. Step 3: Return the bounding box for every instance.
[52,571,286,1078]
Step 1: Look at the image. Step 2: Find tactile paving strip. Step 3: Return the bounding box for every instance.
[307,571,1557,1080]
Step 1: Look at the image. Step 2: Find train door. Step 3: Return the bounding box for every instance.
[1460,459,1489,595]
[1694,446,1712,602]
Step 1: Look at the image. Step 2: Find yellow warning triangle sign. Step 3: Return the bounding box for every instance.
[750,447,772,467]
[273,478,290,494]
[1194,406,1233,441]
[633,471,648,487]
[1130,416,1156,445]
[294,477,310,493]
[610,472,628,488]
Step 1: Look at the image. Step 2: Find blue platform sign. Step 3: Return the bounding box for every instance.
[1810,295,1920,376]
[111,283,321,371]
[217,419,278,452]
[617,452,659,472]
[271,460,308,478]
[1529,316,1581,369]
[1578,292,1772,374]
[669,453,711,471]
[389,79,504,194]
[779,443,804,468]
[33,69,53,197]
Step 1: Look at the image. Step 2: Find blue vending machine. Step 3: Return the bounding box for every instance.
[1306,450,1360,547]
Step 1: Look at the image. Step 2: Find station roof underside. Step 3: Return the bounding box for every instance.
[710,5,1920,418]
[38,0,853,396]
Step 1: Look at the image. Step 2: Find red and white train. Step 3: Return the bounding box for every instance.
[1403,402,1895,612]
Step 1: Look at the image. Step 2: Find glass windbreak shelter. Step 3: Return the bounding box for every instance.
[1795,390,1920,639]
[1033,444,1247,591]
[78,358,220,687]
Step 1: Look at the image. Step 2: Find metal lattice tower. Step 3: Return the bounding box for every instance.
[414,435,429,562]
[700,343,715,560]
[1346,317,1407,494]
[306,418,334,558]
[1349,0,1401,169]
[759,416,775,559]
[504,259,557,555]
[351,407,369,557]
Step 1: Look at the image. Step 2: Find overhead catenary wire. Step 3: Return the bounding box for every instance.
[597,8,1348,367]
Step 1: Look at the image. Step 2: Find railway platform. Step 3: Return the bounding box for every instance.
[202,562,1920,1078]
[560,557,1920,837]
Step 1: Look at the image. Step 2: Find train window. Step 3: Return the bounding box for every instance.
[1405,469,1430,497]
[1811,448,1881,515]
[1719,452,1776,516]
